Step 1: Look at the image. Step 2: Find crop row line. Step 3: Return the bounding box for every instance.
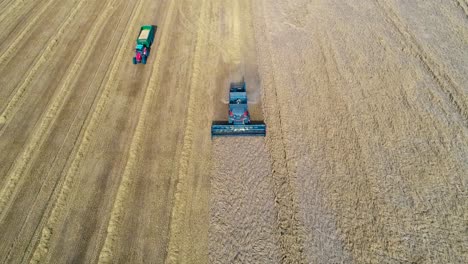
[97,0,177,262]
[253,0,307,262]
[0,0,89,217]
[1,0,132,262]
[164,0,208,263]
[0,0,37,25]
[0,0,61,67]
[375,0,468,125]
[0,0,84,127]
[27,0,141,262]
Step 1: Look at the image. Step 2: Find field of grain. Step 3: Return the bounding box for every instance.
[0,0,466,263]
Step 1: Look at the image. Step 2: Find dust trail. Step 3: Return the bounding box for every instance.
[164,0,208,263]
[27,0,143,262]
[375,0,468,125]
[251,0,307,262]
[0,0,85,127]
[0,0,126,222]
[96,0,177,262]
[237,0,264,111]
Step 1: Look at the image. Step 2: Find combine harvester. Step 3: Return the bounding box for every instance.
[211,81,266,137]
[133,25,157,64]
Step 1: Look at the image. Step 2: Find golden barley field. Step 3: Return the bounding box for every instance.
[0,0,466,263]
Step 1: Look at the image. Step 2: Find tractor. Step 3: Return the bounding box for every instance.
[133,25,156,64]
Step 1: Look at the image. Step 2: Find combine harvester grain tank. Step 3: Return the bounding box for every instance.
[211,81,266,137]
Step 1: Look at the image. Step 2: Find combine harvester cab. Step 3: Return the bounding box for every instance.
[133,25,157,65]
[211,81,266,137]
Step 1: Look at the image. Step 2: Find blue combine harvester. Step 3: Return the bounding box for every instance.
[211,81,266,137]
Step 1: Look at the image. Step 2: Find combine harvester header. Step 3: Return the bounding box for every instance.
[211,81,266,137]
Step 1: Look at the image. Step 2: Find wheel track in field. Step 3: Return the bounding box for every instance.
[0,0,85,127]
[96,0,176,262]
[0,0,37,25]
[0,0,42,44]
[26,0,142,262]
[230,0,242,64]
[1,1,131,263]
[0,0,14,10]
[0,0,125,225]
[375,0,468,126]
[252,0,307,263]
[164,0,208,262]
[0,0,63,66]
[20,0,135,261]
[0,0,90,214]
[176,0,238,63]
